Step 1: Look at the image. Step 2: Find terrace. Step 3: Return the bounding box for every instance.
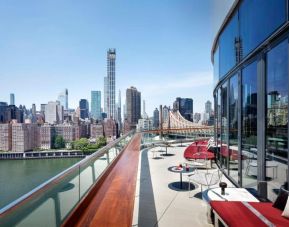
[0,129,240,227]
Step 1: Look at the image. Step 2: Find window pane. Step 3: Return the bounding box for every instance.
[216,89,222,165]
[266,40,288,201]
[242,61,257,188]
[239,0,286,58]
[220,83,228,172]
[219,12,238,78]
[214,45,220,86]
[229,74,238,182]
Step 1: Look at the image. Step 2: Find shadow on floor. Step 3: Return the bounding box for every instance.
[138,149,159,227]
[168,182,196,192]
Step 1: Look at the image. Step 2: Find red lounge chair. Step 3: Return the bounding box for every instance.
[210,201,289,227]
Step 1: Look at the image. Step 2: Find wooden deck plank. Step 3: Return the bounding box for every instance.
[64,133,141,227]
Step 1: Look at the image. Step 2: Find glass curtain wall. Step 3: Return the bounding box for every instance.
[266,39,288,200]
[242,61,258,188]
[216,89,222,165]
[221,83,229,172]
[239,0,286,58]
[229,74,239,182]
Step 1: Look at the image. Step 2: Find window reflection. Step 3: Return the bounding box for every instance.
[266,40,288,201]
[239,0,286,57]
[229,74,238,182]
[221,83,228,172]
[242,61,257,188]
[219,12,238,78]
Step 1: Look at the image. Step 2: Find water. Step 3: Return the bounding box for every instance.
[0,158,82,209]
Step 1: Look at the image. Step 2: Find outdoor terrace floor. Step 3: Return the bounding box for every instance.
[132,142,234,227]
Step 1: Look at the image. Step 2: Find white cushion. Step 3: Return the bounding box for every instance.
[281,195,289,218]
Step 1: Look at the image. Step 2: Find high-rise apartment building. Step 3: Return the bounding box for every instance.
[173,97,193,121]
[57,89,68,110]
[126,87,141,128]
[10,93,15,105]
[0,124,12,151]
[153,108,160,128]
[12,123,39,152]
[205,100,212,116]
[45,101,64,124]
[106,49,116,119]
[91,91,101,120]
[79,99,89,120]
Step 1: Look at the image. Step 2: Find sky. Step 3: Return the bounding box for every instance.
[0,0,233,116]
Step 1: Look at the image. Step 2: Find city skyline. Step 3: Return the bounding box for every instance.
[0,1,233,115]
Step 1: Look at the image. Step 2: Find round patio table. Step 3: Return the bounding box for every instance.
[168,166,194,189]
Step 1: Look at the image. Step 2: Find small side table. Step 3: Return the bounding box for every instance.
[168,166,194,189]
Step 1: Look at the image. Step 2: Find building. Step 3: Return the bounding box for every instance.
[106,49,116,120]
[12,123,39,152]
[0,124,12,151]
[205,100,212,116]
[212,0,288,201]
[126,86,141,129]
[173,97,193,121]
[40,124,53,150]
[193,112,201,123]
[153,108,159,128]
[10,93,15,105]
[91,91,101,120]
[45,101,63,124]
[103,118,117,139]
[79,99,89,120]
[5,105,23,123]
[137,117,153,131]
[0,102,8,123]
[162,106,169,122]
[90,123,104,139]
[116,90,122,131]
[57,89,69,110]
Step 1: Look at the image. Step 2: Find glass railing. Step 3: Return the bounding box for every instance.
[0,131,135,227]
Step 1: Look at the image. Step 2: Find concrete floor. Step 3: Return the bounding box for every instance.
[132,143,234,227]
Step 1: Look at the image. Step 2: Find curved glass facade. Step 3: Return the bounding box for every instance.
[213,0,289,201]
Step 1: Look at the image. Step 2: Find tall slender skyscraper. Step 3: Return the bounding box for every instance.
[91,91,101,120]
[57,89,68,110]
[107,49,116,119]
[10,93,15,105]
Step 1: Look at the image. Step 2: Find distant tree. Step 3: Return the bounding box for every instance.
[73,138,89,151]
[96,136,107,148]
[54,135,66,149]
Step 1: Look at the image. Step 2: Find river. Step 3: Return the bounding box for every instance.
[0,158,82,209]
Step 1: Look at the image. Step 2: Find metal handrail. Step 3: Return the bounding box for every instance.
[0,130,134,216]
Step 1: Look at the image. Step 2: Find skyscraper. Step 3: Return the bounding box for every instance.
[205,100,212,116]
[45,101,63,124]
[79,99,89,120]
[10,93,15,105]
[153,108,159,128]
[57,89,68,110]
[173,97,193,121]
[126,87,141,128]
[116,90,122,129]
[107,49,116,119]
[91,91,101,120]
[104,77,108,114]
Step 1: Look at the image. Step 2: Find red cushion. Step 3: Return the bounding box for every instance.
[210,201,289,227]
[249,202,289,226]
[210,201,268,227]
